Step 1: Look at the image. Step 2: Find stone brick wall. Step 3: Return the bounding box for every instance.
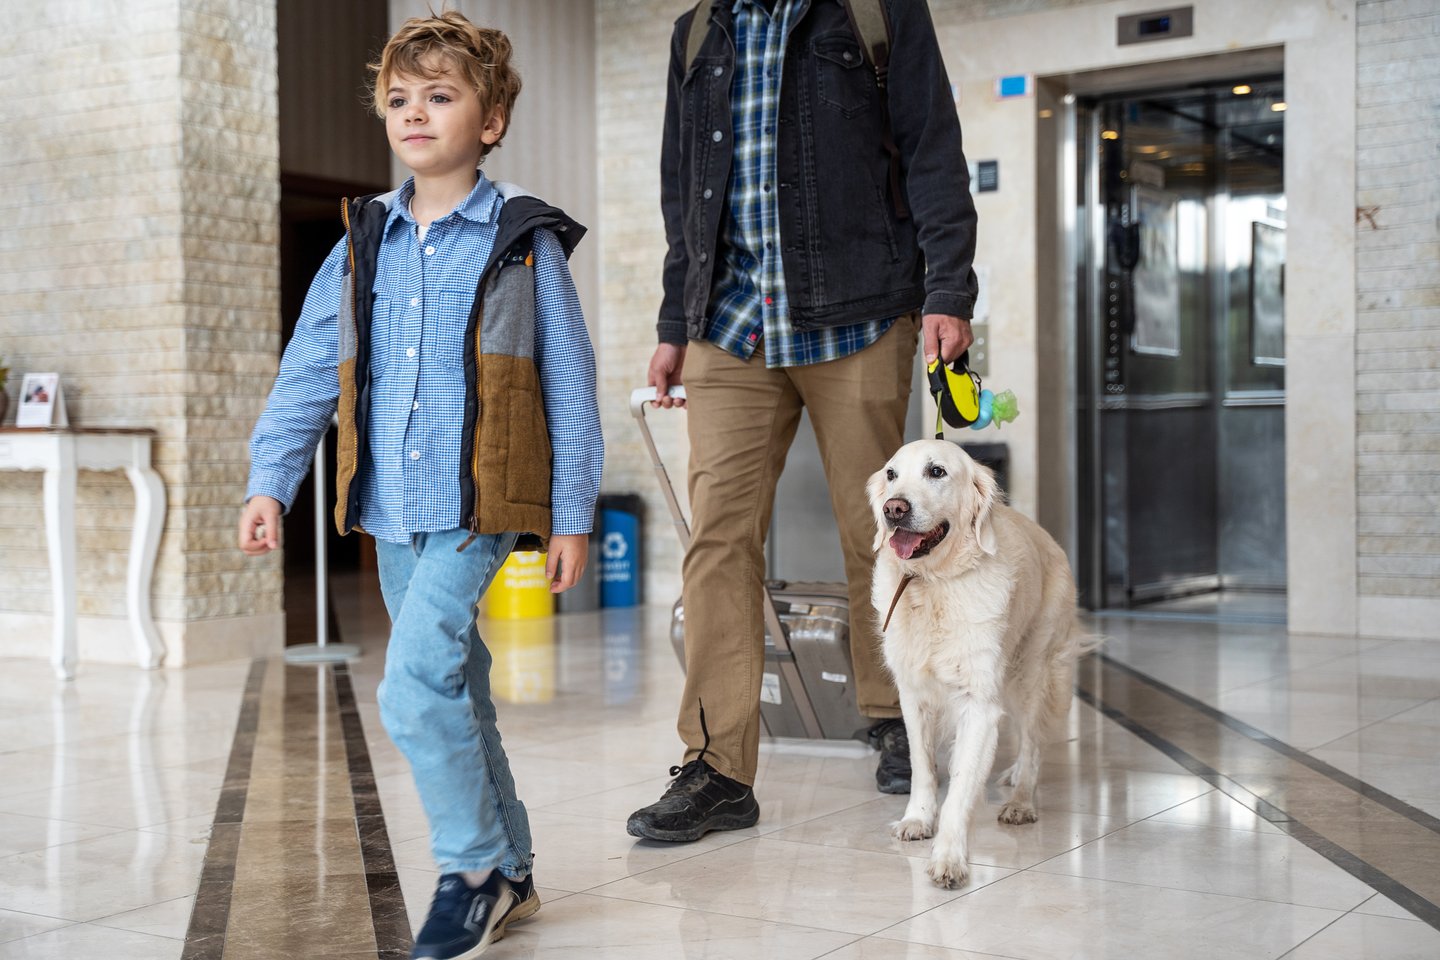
[0,0,282,664]
[596,0,690,604]
[1355,0,1440,608]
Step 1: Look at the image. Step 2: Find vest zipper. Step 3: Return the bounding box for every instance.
[456,517,479,553]
[339,198,360,531]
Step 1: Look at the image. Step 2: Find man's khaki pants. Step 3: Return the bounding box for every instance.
[678,317,919,785]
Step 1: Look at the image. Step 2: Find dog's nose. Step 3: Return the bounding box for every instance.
[884,498,911,522]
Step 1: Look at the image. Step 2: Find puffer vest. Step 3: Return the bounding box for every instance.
[332,184,585,552]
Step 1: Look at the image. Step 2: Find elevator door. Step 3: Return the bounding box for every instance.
[1076,80,1287,612]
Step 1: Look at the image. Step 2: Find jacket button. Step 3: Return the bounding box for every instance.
[703,188,713,200]
[713,66,723,77]
[712,130,723,142]
[699,252,709,263]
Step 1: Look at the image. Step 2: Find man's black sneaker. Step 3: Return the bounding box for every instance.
[411,871,540,960]
[868,718,912,794]
[626,758,760,842]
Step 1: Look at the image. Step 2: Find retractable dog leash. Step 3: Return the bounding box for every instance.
[883,350,1022,630]
[925,351,1019,440]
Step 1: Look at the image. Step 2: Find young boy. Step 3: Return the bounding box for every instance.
[238,12,602,959]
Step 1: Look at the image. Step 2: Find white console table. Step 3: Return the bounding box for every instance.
[0,428,167,679]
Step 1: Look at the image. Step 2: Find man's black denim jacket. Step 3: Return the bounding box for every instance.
[657,0,980,345]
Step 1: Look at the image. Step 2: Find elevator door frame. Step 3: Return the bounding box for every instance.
[1055,55,1288,613]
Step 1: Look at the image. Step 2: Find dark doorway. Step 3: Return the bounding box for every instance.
[277,0,391,645]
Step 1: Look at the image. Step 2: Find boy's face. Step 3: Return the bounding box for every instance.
[384,59,503,182]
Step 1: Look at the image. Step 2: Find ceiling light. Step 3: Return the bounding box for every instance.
[1271,101,1287,112]
[1101,129,1119,140]
[1232,84,1252,95]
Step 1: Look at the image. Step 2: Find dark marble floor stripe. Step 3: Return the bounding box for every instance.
[334,662,413,958]
[1100,652,1440,837]
[1075,654,1440,932]
[182,659,268,960]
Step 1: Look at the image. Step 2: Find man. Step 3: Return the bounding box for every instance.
[628,0,979,843]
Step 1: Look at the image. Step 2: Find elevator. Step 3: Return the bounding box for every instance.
[1074,77,1287,617]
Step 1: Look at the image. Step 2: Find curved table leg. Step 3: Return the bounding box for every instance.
[44,439,78,681]
[124,464,167,669]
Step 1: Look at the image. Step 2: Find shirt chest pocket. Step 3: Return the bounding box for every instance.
[368,296,397,380]
[427,287,479,372]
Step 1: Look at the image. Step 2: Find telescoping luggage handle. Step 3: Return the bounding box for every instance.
[629,386,825,739]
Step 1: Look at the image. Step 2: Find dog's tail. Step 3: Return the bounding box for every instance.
[1069,620,1104,660]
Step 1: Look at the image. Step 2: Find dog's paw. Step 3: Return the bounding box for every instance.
[892,817,934,841]
[926,853,970,889]
[997,800,1038,825]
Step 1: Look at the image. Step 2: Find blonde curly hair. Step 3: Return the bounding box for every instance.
[368,9,521,158]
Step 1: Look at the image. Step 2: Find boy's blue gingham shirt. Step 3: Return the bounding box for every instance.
[247,174,603,543]
[707,0,894,368]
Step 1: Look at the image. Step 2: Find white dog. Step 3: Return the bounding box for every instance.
[868,439,1092,889]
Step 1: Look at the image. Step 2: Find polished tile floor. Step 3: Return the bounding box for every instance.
[1,576,1439,959]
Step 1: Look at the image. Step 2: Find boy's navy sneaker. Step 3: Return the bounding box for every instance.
[626,758,760,842]
[411,871,539,960]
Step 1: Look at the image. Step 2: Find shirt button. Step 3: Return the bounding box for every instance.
[406,347,416,358]
[412,401,420,411]
[410,450,420,461]
[703,188,713,200]
[712,130,723,142]
[762,183,771,192]
[410,297,419,307]
[424,246,435,256]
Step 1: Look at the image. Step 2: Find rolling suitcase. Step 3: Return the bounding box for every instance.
[630,387,868,741]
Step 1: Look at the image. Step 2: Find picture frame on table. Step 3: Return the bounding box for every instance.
[17,373,68,428]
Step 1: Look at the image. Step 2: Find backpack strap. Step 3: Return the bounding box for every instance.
[684,0,713,75]
[842,0,891,89]
[842,0,909,220]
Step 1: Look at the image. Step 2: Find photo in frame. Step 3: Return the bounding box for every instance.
[17,372,67,427]
[1250,220,1286,366]
[1131,184,1182,357]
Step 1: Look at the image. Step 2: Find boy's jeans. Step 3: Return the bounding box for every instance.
[375,528,531,880]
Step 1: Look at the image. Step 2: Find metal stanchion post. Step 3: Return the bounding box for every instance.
[285,431,360,664]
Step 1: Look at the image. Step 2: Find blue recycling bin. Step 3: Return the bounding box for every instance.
[599,494,643,607]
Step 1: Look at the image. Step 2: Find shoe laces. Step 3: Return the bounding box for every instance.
[666,699,713,790]
[426,874,471,919]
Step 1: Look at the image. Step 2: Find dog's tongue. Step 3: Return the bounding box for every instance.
[890,529,925,560]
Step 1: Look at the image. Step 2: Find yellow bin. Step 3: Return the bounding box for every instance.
[485,550,553,619]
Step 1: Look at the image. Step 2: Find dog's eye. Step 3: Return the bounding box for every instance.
[928,464,947,479]
[885,468,896,481]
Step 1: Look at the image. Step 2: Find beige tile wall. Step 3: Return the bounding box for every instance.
[1355,0,1440,607]
[0,0,283,665]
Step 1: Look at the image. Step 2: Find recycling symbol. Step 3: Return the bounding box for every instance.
[602,532,628,561]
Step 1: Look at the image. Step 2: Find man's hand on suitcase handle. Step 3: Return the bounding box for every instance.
[648,343,688,408]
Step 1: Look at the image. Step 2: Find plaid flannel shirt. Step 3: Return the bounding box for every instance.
[706,0,895,367]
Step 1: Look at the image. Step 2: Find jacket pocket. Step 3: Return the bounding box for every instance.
[504,382,552,507]
[813,33,871,118]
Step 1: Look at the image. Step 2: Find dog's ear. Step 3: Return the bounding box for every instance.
[970,463,999,555]
[866,468,889,553]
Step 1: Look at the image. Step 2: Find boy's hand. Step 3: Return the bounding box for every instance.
[546,534,589,593]
[238,496,284,556]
